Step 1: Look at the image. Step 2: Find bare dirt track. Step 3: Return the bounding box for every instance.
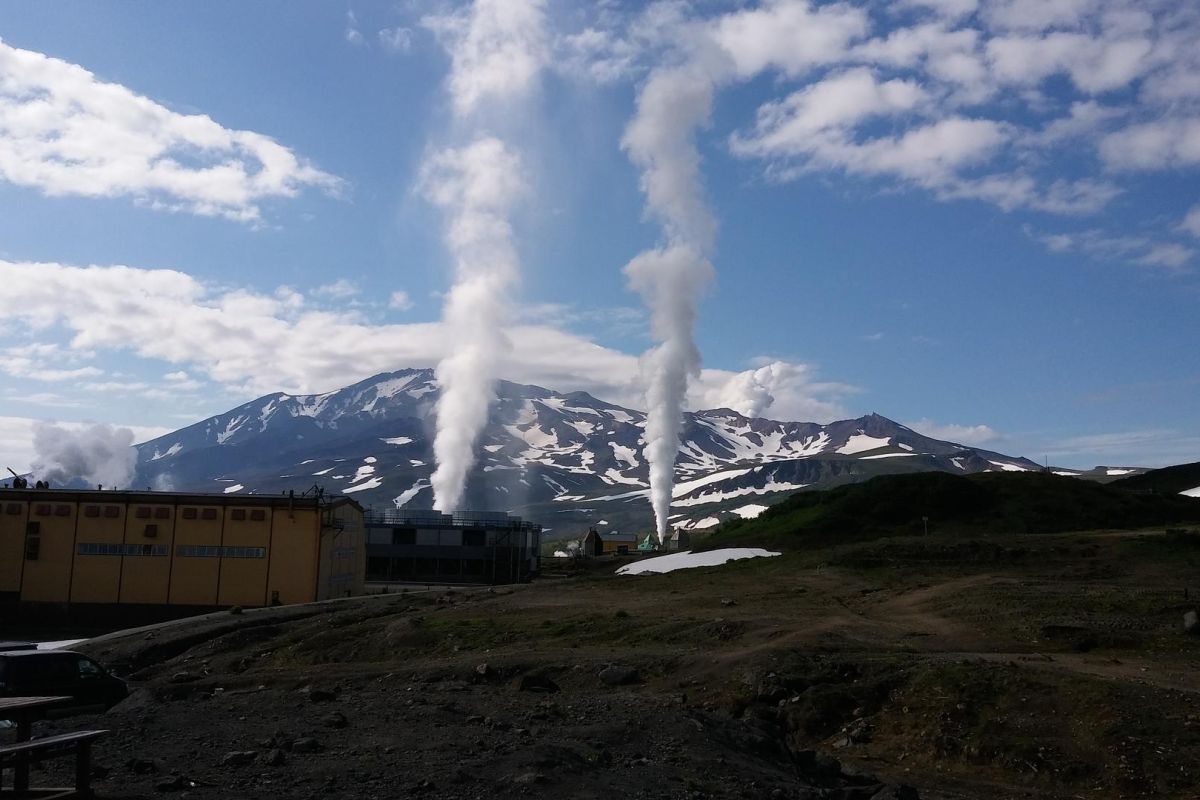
[18,526,1200,799]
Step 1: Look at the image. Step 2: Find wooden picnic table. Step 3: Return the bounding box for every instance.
[0,697,71,795]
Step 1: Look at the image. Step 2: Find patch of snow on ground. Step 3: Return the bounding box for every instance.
[607,409,637,424]
[838,433,891,455]
[364,456,377,463]
[604,468,645,486]
[484,444,504,452]
[223,484,244,494]
[381,436,413,445]
[989,461,1029,472]
[312,467,333,476]
[732,504,768,519]
[897,443,913,451]
[672,468,754,498]
[609,442,639,467]
[1106,468,1135,476]
[393,480,429,507]
[151,442,182,461]
[860,453,917,460]
[344,476,383,493]
[1181,486,1200,498]
[951,458,966,470]
[410,460,425,466]
[352,465,375,482]
[1053,471,1081,477]
[689,517,721,529]
[553,550,571,558]
[598,520,609,525]
[671,478,810,508]
[617,548,781,575]
[300,459,315,465]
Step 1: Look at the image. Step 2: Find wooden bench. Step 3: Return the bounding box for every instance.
[0,730,107,799]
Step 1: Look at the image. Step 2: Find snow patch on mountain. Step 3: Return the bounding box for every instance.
[839,434,890,455]
[345,476,383,493]
[151,442,182,461]
[382,436,413,445]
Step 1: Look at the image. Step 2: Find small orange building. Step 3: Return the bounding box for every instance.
[0,488,364,611]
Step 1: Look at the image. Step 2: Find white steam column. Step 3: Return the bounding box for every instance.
[622,64,719,543]
[422,0,547,514]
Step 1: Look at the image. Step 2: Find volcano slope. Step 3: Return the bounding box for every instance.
[30,521,1200,799]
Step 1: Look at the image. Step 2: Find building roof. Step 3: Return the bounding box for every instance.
[0,487,363,513]
[596,531,638,542]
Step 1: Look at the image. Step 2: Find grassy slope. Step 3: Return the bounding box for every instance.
[698,471,1200,551]
[1109,461,1200,495]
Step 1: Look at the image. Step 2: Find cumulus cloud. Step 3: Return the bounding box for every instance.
[0,38,341,223]
[906,418,1000,445]
[1181,206,1200,238]
[707,360,853,421]
[388,290,414,311]
[0,259,849,424]
[312,279,360,299]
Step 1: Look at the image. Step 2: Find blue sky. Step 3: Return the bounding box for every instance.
[0,0,1197,472]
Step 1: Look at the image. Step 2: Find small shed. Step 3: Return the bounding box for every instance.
[668,529,691,552]
[637,534,657,553]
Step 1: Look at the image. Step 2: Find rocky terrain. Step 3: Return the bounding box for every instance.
[21,521,1200,799]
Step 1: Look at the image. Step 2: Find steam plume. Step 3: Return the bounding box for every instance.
[423,0,546,513]
[623,64,720,542]
[422,138,526,513]
[30,422,137,488]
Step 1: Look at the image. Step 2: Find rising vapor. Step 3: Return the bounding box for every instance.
[623,64,720,542]
[423,0,546,513]
[422,138,526,512]
[30,421,137,488]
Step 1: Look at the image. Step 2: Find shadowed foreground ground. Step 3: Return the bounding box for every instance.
[20,526,1200,799]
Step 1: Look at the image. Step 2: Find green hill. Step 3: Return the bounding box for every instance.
[698,471,1200,551]
[1109,461,1200,496]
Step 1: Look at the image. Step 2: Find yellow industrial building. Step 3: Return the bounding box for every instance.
[0,489,364,609]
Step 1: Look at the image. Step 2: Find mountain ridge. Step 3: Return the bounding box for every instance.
[134,368,1061,535]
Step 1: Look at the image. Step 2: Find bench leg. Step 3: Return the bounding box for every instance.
[76,741,93,799]
[14,718,30,795]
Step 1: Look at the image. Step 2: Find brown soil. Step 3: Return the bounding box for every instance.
[19,527,1200,799]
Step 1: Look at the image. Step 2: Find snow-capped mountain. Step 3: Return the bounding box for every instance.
[134,368,1043,536]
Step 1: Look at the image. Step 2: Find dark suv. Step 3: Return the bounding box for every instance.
[0,650,128,712]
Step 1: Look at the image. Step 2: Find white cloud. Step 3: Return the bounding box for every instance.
[313,279,360,299]
[1135,243,1194,271]
[0,259,848,421]
[711,0,869,79]
[1181,206,1200,238]
[388,290,414,311]
[1099,117,1200,171]
[897,0,979,20]
[907,418,1000,445]
[1028,226,1192,270]
[0,38,341,222]
[378,27,413,53]
[732,69,928,157]
[982,0,1100,33]
[707,360,854,421]
[345,12,365,46]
